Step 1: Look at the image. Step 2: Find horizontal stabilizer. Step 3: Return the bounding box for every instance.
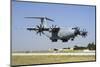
[25,17,54,22]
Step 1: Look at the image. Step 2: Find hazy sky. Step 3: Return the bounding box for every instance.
[12,1,96,51]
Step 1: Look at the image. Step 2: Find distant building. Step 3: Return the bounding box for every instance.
[70,48,74,50]
[62,47,74,50]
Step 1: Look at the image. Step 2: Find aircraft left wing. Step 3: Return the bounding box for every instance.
[27,28,38,31]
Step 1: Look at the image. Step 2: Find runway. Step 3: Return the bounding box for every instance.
[12,52,95,56]
[12,52,95,67]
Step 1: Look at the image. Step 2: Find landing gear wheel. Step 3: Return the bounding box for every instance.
[71,38,74,41]
[52,39,57,42]
[62,39,68,42]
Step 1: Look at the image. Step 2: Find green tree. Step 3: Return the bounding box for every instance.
[87,42,96,50]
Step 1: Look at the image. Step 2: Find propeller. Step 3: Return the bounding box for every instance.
[73,27,88,37]
[51,25,57,28]
[27,24,44,36]
[49,24,60,33]
[80,29,87,37]
[35,24,44,36]
[50,25,57,30]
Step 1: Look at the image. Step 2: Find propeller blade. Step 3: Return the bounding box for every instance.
[52,25,53,28]
[39,32,41,36]
[36,31,39,34]
[40,24,42,28]
[36,25,40,28]
[55,25,57,28]
[42,31,44,34]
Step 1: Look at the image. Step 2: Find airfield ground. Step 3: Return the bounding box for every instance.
[12,52,95,66]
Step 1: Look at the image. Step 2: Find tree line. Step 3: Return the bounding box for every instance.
[74,42,96,50]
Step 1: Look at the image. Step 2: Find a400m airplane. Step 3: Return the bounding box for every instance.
[26,17,87,42]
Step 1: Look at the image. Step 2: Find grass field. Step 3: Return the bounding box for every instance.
[12,55,95,66]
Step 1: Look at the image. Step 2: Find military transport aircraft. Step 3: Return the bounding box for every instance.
[25,17,87,42]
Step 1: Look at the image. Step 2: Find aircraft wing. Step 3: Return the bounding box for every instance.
[27,28,38,31]
[27,28,50,31]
